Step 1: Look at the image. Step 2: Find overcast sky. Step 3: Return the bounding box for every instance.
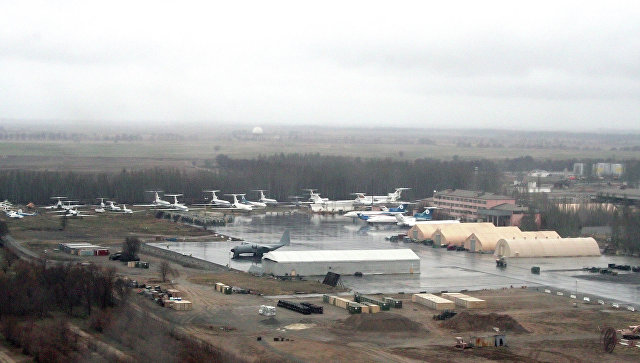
[1,1,639,130]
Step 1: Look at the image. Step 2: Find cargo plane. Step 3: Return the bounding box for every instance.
[231,230,290,258]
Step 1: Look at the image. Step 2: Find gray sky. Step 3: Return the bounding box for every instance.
[1,1,639,130]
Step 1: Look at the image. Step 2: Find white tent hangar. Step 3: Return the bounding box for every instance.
[494,237,600,258]
[262,249,420,276]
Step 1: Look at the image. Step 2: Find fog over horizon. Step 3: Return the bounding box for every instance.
[1,1,639,131]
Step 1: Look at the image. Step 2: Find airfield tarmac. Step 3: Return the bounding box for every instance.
[151,213,640,307]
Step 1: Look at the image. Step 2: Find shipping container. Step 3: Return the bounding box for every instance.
[442,292,486,309]
[95,249,110,256]
[167,289,183,298]
[172,300,193,311]
[347,302,362,314]
[334,297,350,309]
[412,294,455,310]
[277,300,311,315]
[300,302,323,314]
[383,297,403,308]
[354,293,391,311]
[457,297,487,309]
[362,302,380,313]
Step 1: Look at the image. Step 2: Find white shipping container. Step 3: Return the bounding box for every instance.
[412,294,455,310]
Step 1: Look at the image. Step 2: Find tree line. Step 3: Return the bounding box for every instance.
[0,154,501,204]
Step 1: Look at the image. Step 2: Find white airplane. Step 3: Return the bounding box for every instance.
[5,210,23,219]
[16,209,37,217]
[95,198,107,213]
[53,208,94,218]
[113,204,137,214]
[165,194,189,212]
[106,201,122,212]
[252,190,278,205]
[42,197,69,210]
[0,200,14,211]
[223,194,253,211]
[240,194,266,208]
[302,189,329,203]
[395,214,460,227]
[135,191,172,208]
[343,204,410,219]
[353,188,411,205]
[195,190,231,207]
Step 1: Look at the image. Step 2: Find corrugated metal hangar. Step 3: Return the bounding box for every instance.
[262,249,420,276]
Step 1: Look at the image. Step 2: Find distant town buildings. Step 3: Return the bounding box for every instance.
[592,163,624,178]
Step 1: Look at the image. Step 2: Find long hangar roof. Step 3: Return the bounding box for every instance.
[263,249,419,263]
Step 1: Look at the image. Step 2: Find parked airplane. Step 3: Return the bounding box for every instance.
[240,195,266,208]
[135,191,172,208]
[252,190,278,205]
[0,200,14,211]
[343,204,410,219]
[195,190,231,207]
[231,230,290,258]
[353,188,411,205]
[113,204,137,214]
[302,189,329,203]
[222,194,253,211]
[395,214,460,227]
[165,194,189,212]
[42,197,69,210]
[53,208,94,218]
[5,210,23,219]
[95,198,107,213]
[16,209,37,217]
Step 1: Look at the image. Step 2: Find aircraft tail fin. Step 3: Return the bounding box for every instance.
[280,230,290,246]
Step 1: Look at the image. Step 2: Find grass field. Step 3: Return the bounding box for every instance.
[0,140,637,172]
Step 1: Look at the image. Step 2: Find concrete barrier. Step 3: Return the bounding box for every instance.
[140,243,226,271]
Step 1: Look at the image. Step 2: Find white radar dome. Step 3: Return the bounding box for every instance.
[252,126,264,135]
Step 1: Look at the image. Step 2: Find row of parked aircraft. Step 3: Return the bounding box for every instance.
[3,187,415,219]
[343,203,460,227]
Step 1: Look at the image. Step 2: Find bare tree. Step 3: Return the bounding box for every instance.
[158,261,177,282]
[122,237,140,261]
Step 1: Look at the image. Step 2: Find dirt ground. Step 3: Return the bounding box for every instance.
[105,256,640,362]
[4,213,640,362]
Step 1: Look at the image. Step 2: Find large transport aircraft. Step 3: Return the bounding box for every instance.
[195,190,232,207]
[221,194,254,211]
[252,190,278,205]
[240,195,266,208]
[231,230,290,258]
[352,188,411,205]
[135,191,172,208]
[342,203,410,219]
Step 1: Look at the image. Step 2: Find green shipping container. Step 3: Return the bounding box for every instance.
[347,302,362,314]
[222,286,232,294]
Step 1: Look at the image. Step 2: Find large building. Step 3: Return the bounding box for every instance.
[262,249,420,276]
[432,189,515,222]
[494,237,600,258]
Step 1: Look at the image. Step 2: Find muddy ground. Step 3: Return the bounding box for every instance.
[3,214,640,362]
